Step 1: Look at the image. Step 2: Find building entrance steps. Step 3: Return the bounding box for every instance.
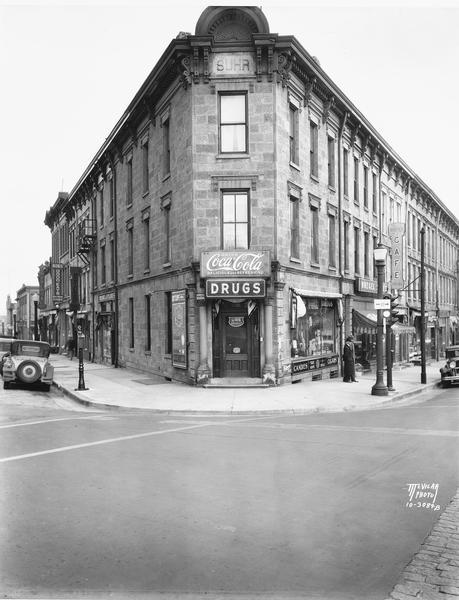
[203,377,269,388]
[49,354,445,414]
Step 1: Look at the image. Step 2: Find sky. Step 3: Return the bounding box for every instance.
[1,0,458,313]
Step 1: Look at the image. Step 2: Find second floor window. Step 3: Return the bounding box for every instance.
[344,219,350,271]
[290,196,300,259]
[222,191,249,249]
[328,213,336,267]
[110,239,115,282]
[220,93,247,153]
[100,244,106,285]
[354,227,360,274]
[364,231,370,277]
[310,205,319,264]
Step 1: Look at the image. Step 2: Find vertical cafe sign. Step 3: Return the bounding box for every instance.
[172,290,187,369]
[388,223,405,290]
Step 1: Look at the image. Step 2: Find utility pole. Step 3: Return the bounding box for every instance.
[420,227,427,384]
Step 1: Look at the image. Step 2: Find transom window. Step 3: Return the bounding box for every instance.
[222,191,249,249]
[219,94,247,153]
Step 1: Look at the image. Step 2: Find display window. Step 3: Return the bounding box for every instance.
[291,297,336,357]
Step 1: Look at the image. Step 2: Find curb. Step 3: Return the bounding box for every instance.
[53,379,443,415]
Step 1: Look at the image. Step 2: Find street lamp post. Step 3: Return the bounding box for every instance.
[32,293,39,341]
[372,245,389,396]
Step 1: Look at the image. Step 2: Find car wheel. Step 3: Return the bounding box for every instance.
[442,380,451,388]
[16,361,41,384]
[42,384,51,392]
[3,382,10,390]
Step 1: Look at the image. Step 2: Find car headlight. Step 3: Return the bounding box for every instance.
[449,360,456,369]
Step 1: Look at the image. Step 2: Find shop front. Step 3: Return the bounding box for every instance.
[199,251,270,383]
[289,290,341,382]
[352,278,378,371]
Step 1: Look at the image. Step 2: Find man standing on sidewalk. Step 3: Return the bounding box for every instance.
[343,335,358,383]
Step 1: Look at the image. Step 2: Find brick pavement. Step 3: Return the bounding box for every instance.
[385,490,459,600]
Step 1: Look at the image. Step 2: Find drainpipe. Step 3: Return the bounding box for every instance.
[113,165,119,368]
[435,209,440,361]
[338,111,348,375]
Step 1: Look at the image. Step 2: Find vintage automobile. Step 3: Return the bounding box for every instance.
[439,345,459,388]
[0,338,15,376]
[2,340,54,391]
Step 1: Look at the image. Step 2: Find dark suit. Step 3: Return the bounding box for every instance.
[343,341,356,382]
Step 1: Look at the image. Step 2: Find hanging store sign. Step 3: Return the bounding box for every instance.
[292,354,339,374]
[171,290,187,369]
[388,223,405,290]
[52,263,64,303]
[206,279,266,298]
[201,251,270,278]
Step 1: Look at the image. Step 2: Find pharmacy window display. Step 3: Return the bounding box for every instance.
[291,296,336,358]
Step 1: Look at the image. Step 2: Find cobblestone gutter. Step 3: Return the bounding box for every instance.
[385,489,459,599]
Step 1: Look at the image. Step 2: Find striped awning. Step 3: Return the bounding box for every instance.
[293,288,342,299]
[352,309,377,333]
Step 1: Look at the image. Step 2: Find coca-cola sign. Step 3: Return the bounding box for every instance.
[201,251,270,278]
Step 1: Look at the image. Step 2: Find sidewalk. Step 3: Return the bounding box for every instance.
[50,354,444,414]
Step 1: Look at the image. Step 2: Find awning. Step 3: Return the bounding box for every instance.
[410,310,422,318]
[352,309,377,333]
[293,288,342,299]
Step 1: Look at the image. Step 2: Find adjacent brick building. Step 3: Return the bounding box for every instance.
[42,6,459,386]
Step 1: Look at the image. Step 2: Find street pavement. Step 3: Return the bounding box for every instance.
[50,353,446,414]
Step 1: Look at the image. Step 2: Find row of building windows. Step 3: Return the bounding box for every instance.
[127,293,172,354]
[407,263,457,306]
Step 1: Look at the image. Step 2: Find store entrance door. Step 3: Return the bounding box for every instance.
[213,301,260,378]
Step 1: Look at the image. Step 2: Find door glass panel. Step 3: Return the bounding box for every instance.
[225,317,247,354]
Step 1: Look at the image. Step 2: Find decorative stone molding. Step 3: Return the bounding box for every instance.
[211,175,258,192]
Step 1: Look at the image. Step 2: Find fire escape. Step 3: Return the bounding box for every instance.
[77,218,96,265]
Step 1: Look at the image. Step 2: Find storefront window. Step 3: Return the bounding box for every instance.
[291,297,336,357]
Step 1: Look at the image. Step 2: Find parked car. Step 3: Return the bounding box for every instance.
[2,340,54,391]
[439,345,459,388]
[0,338,15,376]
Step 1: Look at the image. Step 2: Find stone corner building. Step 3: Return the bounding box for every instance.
[42,6,459,387]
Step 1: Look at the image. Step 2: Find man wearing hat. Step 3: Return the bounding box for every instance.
[343,335,358,383]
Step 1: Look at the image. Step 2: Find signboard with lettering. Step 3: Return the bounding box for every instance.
[388,222,405,289]
[201,251,270,278]
[292,354,339,374]
[171,290,187,369]
[355,277,378,295]
[52,263,64,303]
[210,52,255,77]
[206,279,266,298]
